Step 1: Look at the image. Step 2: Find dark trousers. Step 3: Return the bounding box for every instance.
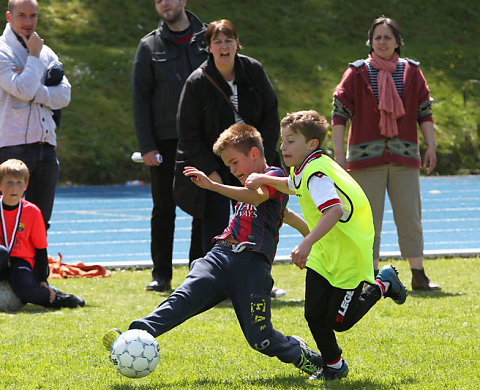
[188,184,232,263]
[304,268,381,364]
[0,143,59,229]
[130,245,301,363]
[8,258,51,306]
[149,140,177,281]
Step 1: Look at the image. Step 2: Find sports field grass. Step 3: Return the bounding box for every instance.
[1,257,479,389]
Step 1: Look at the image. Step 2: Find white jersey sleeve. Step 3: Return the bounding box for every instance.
[307,173,342,212]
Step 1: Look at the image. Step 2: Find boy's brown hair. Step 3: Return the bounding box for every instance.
[213,123,265,157]
[281,110,329,147]
[0,159,30,184]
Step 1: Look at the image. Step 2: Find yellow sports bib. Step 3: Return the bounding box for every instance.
[292,153,375,288]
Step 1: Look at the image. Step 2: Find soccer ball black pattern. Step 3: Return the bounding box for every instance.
[110,329,160,378]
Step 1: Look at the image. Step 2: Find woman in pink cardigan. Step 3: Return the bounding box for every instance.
[331,16,441,291]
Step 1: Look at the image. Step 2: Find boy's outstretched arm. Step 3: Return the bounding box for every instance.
[184,166,269,206]
[291,205,343,269]
[283,207,309,237]
[245,173,295,195]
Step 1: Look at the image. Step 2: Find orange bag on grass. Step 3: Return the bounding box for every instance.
[48,253,111,279]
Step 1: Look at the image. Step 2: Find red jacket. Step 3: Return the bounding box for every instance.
[332,58,433,170]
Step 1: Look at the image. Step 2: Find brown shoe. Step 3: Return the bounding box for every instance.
[411,268,442,291]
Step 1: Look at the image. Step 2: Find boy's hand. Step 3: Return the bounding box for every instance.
[184,166,212,190]
[290,239,313,269]
[245,173,264,190]
[39,281,56,303]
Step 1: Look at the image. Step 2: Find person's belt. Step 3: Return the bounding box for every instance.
[215,239,255,253]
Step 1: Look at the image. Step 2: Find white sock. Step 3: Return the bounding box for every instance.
[375,280,390,296]
[327,357,344,369]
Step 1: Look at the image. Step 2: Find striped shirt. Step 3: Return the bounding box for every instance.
[366,58,406,101]
[227,80,243,124]
[214,166,288,263]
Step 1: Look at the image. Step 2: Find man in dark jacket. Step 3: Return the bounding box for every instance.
[131,0,207,292]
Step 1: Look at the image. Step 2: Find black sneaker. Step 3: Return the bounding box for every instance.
[51,290,85,308]
[292,336,323,376]
[146,276,171,292]
[310,359,349,380]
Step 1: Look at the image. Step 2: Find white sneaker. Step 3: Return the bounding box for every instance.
[270,286,286,298]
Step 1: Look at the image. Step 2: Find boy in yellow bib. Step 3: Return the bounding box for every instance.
[246,110,407,380]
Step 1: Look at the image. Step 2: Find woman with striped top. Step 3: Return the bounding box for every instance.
[331,16,441,290]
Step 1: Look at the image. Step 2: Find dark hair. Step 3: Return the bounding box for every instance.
[213,123,264,157]
[366,16,403,55]
[281,110,328,147]
[205,19,242,50]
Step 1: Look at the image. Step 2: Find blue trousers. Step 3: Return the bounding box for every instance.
[130,245,301,364]
[0,143,59,229]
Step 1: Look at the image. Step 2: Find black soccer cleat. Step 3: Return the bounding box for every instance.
[292,335,323,376]
[51,290,85,309]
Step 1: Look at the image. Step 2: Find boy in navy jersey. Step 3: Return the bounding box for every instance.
[104,124,323,377]
[0,159,84,309]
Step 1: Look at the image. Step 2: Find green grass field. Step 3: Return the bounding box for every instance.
[1,257,479,389]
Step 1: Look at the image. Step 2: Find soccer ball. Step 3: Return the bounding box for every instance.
[110,329,160,378]
[0,280,24,312]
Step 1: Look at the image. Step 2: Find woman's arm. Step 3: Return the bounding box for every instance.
[332,124,347,169]
[177,74,221,176]
[419,121,437,174]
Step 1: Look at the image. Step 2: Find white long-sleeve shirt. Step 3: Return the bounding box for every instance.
[0,23,71,147]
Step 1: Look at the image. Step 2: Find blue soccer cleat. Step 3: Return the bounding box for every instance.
[376,264,407,304]
[310,359,349,380]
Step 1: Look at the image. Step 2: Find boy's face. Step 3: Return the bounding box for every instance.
[280,126,318,168]
[221,145,262,185]
[0,174,27,206]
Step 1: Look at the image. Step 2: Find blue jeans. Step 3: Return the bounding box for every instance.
[0,143,59,229]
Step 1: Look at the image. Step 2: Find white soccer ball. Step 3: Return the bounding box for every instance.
[0,280,24,312]
[110,329,160,378]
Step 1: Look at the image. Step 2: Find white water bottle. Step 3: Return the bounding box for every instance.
[131,152,162,164]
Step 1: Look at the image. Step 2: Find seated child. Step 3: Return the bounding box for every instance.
[245,110,407,380]
[104,124,323,376]
[0,159,84,309]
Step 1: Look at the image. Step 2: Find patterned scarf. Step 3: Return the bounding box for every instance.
[369,51,405,138]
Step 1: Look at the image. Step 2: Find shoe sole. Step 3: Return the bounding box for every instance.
[271,288,287,298]
[103,328,121,351]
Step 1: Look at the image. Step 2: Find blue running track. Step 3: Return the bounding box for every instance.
[47,175,480,268]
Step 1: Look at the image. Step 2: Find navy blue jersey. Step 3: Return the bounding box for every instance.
[215,166,289,263]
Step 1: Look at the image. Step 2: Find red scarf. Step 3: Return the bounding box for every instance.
[369,51,405,138]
